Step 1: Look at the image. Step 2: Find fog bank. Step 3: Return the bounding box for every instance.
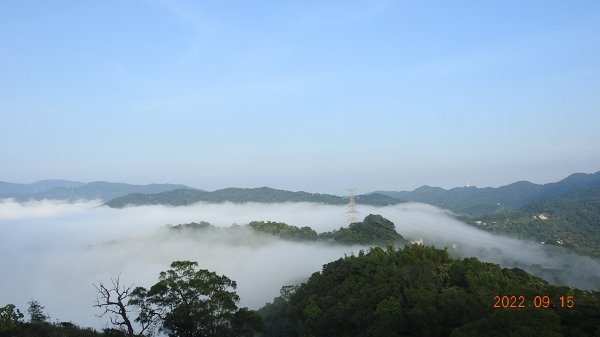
[1,199,598,330]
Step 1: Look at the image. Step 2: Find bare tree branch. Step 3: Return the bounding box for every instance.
[94,276,162,337]
[93,275,136,336]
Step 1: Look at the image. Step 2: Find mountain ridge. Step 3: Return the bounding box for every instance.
[459,185,600,257]
[375,171,600,215]
[3,171,599,212]
[104,187,404,208]
[0,180,195,201]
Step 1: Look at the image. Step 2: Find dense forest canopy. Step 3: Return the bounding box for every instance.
[2,245,600,336]
[318,214,406,245]
[169,215,406,246]
[258,245,600,337]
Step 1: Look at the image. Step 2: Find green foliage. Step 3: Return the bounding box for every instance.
[130,261,263,337]
[462,186,600,256]
[27,299,48,324]
[169,221,214,231]
[0,318,107,337]
[0,304,23,334]
[258,245,600,337]
[256,287,299,337]
[168,215,404,247]
[2,302,121,336]
[450,309,564,337]
[249,221,318,241]
[319,214,405,245]
[1,302,123,337]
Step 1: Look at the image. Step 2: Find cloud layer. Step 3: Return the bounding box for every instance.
[1,199,598,330]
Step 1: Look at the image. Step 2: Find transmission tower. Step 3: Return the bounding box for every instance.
[346,188,359,225]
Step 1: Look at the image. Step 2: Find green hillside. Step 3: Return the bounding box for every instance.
[169,215,405,246]
[318,214,406,245]
[257,245,600,337]
[377,171,600,215]
[248,221,319,241]
[459,187,600,257]
[105,187,404,207]
[3,244,599,337]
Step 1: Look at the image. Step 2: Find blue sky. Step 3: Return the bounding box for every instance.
[1,0,599,194]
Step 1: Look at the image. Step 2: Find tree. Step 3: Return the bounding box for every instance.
[27,299,48,324]
[131,261,263,337]
[94,276,156,336]
[0,304,23,334]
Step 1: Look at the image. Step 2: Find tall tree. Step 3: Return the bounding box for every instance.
[27,299,48,323]
[131,261,263,337]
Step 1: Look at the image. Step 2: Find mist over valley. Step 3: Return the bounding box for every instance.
[1,196,598,331]
[3,1,600,333]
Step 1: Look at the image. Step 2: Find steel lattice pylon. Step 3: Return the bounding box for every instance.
[346,188,358,225]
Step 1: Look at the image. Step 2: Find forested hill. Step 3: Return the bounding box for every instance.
[460,186,600,257]
[104,187,404,208]
[0,180,194,201]
[376,171,600,215]
[173,214,407,246]
[257,244,600,337]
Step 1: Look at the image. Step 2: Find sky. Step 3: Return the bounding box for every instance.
[1,0,599,194]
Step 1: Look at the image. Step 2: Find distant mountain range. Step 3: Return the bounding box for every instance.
[375,171,600,215]
[0,179,85,197]
[2,171,599,213]
[3,172,599,258]
[0,180,195,201]
[104,187,403,208]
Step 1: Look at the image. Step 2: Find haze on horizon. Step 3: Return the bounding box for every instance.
[1,1,600,194]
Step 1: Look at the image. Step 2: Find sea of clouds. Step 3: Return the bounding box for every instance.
[1,199,598,330]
